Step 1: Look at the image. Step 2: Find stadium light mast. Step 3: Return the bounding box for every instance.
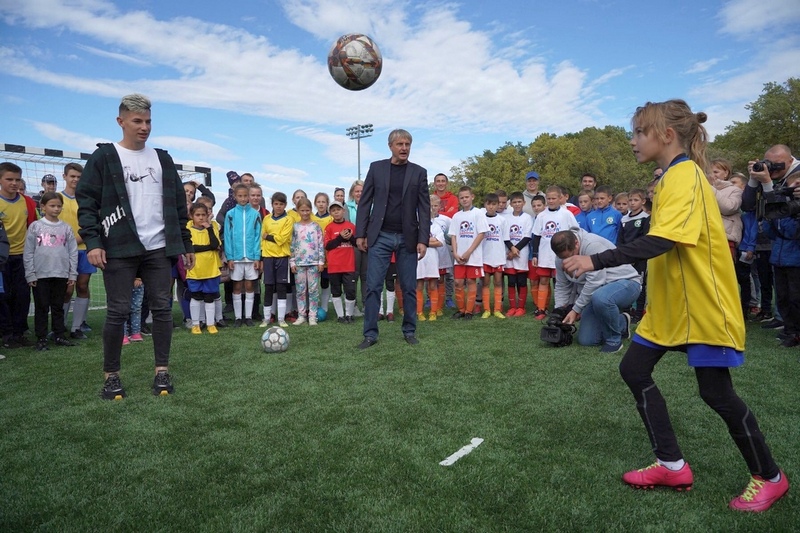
[346,124,373,180]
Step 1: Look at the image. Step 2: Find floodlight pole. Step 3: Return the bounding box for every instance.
[346,124,373,180]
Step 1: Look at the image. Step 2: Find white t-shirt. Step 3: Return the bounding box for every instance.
[532,206,578,269]
[481,213,508,268]
[418,222,444,279]
[505,211,534,270]
[115,143,165,251]
[451,207,490,267]
[433,214,453,269]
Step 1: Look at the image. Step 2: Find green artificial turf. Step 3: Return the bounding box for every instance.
[1,310,797,532]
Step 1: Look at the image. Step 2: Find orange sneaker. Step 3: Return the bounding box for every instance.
[622,462,693,491]
[729,471,789,512]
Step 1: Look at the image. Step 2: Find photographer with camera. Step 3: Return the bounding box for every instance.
[550,228,642,353]
[742,144,800,217]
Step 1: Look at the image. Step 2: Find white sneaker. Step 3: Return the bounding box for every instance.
[353,307,363,317]
[293,316,307,326]
[309,317,318,326]
[278,320,289,328]
[0,354,5,360]
[259,319,270,327]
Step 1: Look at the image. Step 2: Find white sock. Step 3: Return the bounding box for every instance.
[244,292,254,319]
[321,287,331,311]
[380,291,386,314]
[205,302,216,326]
[657,458,686,471]
[233,294,243,320]
[190,299,202,325]
[277,299,287,321]
[215,298,222,321]
[72,297,90,331]
[332,297,344,318]
[769,473,782,483]
[263,305,270,320]
[345,298,356,317]
[386,290,396,315]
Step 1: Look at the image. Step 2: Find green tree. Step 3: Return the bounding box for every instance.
[449,142,530,204]
[711,78,800,171]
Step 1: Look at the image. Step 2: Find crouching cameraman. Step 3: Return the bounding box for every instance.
[551,229,642,353]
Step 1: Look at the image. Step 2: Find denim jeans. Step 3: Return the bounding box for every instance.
[577,279,641,347]
[363,231,418,340]
[125,284,145,337]
[102,249,174,373]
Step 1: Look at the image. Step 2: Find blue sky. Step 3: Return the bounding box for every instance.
[2,0,799,200]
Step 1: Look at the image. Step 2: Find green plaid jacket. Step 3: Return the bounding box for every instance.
[77,143,193,258]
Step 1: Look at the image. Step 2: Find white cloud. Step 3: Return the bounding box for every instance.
[75,44,151,66]
[150,136,237,161]
[719,0,800,35]
[685,58,723,74]
[0,0,609,139]
[29,121,111,151]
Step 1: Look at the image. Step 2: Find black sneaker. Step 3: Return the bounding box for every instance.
[754,310,774,322]
[80,321,92,332]
[140,324,152,335]
[451,312,465,320]
[780,335,800,348]
[621,312,632,340]
[215,319,228,328]
[70,329,88,340]
[100,374,126,400]
[54,336,77,347]
[35,339,49,351]
[338,317,348,324]
[463,313,473,320]
[762,319,784,330]
[233,319,242,328]
[345,316,354,324]
[358,337,378,349]
[244,318,255,327]
[152,371,174,396]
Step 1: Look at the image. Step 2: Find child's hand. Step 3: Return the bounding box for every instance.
[254,261,262,272]
[291,265,297,274]
[462,251,471,261]
[133,278,143,288]
[28,281,36,287]
[341,228,352,239]
[67,280,75,287]
[227,260,235,270]
[531,257,538,268]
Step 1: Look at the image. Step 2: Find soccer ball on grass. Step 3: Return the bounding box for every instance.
[261,326,290,353]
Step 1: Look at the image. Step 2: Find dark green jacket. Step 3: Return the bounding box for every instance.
[77,143,193,259]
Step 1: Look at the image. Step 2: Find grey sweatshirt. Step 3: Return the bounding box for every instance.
[554,228,642,314]
[23,218,78,283]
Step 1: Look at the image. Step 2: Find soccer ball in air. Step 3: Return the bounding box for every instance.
[327,33,382,91]
[317,308,328,322]
[261,327,290,353]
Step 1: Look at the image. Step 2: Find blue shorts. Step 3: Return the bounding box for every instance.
[77,250,98,275]
[263,257,290,285]
[632,334,745,368]
[187,277,221,294]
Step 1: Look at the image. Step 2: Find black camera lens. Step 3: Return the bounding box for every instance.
[753,161,765,172]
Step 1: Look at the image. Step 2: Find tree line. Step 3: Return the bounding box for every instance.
[443,78,799,203]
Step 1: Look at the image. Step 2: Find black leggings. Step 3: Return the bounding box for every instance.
[506,272,526,289]
[264,283,287,306]
[618,341,779,478]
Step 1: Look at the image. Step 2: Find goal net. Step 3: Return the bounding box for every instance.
[1,142,212,313]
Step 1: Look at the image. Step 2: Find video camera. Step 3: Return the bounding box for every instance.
[764,185,800,220]
[540,306,577,347]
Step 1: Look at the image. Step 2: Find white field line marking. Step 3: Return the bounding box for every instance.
[439,438,484,466]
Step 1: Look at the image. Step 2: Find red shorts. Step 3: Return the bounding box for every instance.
[534,267,555,278]
[527,268,541,281]
[454,265,483,279]
[504,267,528,275]
[439,268,448,276]
[483,264,504,274]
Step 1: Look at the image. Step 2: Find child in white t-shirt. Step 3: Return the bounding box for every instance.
[450,187,488,319]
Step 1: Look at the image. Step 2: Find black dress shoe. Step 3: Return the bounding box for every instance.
[358,338,378,350]
[404,335,419,345]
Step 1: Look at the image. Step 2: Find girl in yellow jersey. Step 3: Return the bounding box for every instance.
[562,99,788,513]
[186,202,222,335]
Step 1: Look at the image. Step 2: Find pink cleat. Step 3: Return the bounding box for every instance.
[622,462,693,491]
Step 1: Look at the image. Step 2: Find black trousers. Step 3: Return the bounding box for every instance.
[619,341,779,478]
[0,255,31,339]
[774,266,800,335]
[32,277,68,340]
